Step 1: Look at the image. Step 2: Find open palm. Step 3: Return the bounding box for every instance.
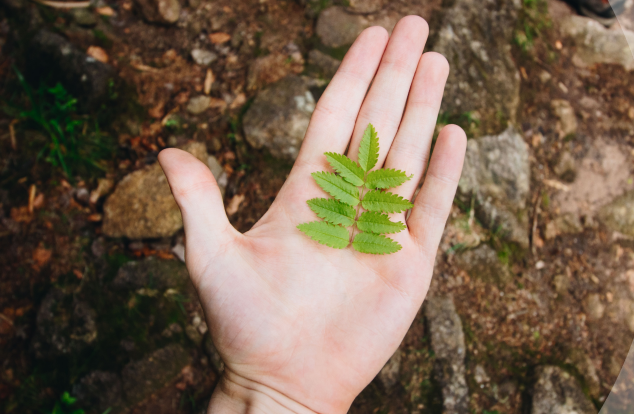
[159,16,467,414]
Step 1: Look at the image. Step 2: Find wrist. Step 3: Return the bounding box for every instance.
[207,370,319,414]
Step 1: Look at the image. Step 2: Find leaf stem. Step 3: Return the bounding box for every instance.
[350,172,368,243]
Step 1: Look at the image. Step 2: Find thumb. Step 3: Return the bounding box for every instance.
[158,148,237,265]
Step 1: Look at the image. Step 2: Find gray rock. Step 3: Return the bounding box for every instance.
[378,350,401,389]
[316,6,399,48]
[531,366,595,414]
[73,371,123,414]
[243,76,316,160]
[457,127,531,248]
[28,30,115,112]
[425,296,469,414]
[134,0,181,24]
[346,0,386,13]
[551,100,578,137]
[32,288,97,358]
[122,344,192,405]
[103,142,224,239]
[433,0,521,134]
[560,15,634,71]
[186,95,211,115]
[191,49,217,66]
[308,49,341,78]
[113,256,190,291]
[599,190,634,237]
[454,244,512,285]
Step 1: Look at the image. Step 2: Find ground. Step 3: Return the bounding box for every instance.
[0,0,633,413]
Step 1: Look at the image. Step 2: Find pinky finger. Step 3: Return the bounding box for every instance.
[407,124,467,254]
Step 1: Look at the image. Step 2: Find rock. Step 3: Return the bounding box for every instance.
[599,190,634,237]
[191,49,217,66]
[584,293,605,320]
[308,49,341,78]
[544,214,583,240]
[243,76,317,160]
[71,8,97,27]
[27,30,115,112]
[346,0,386,13]
[73,371,123,414]
[186,95,211,115]
[378,350,401,389]
[474,365,490,385]
[457,127,531,248]
[539,70,552,83]
[31,288,97,358]
[531,366,595,414]
[566,349,601,398]
[103,142,224,239]
[552,274,570,294]
[122,344,192,405]
[113,256,190,291]
[551,100,578,137]
[316,6,399,48]
[433,0,520,134]
[553,150,577,182]
[560,15,634,71]
[425,296,469,414]
[454,244,512,285]
[134,0,181,24]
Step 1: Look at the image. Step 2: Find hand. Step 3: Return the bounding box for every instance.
[159,16,467,414]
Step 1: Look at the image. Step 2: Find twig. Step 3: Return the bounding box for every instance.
[9,119,18,150]
[28,184,37,214]
[31,0,90,7]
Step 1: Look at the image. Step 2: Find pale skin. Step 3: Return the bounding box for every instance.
[158,16,467,414]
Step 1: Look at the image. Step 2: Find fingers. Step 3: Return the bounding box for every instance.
[384,52,449,201]
[292,26,389,173]
[407,125,467,253]
[158,149,238,261]
[347,16,429,168]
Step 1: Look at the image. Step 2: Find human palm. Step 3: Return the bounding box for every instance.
[159,16,466,414]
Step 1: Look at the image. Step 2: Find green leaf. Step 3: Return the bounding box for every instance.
[324,152,365,186]
[358,124,380,172]
[353,233,402,255]
[297,221,350,249]
[61,392,77,405]
[362,190,414,213]
[356,212,406,234]
[307,198,356,226]
[365,168,413,189]
[312,172,359,206]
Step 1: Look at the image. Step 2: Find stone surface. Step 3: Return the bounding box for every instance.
[454,244,512,285]
[308,49,341,78]
[191,49,217,66]
[103,142,224,239]
[122,344,192,405]
[433,0,521,134]
[316,6,399,48]
[551,99,578,137]
[457,127,531,248]
[243,76,317,160]
[186,95,211,115]
[378,350,401,389]
[73,371,123,414]
[599,190,634,237]
[531,366,595,414]
[113,256,191,291]
[28,30,115,112]
[31,288,97,358]
[134,0,181,24]
[560,15,634,71]
[425,296,469,414]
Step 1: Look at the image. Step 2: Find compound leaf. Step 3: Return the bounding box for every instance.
[312,172,359,206]
[365,168,413,189]
[325,152,365,186]
[352,232,402,255]
[307,198,356,227]
[357,212,406,234]
[362,190,414,213]
[297,221,350,249]
[358,124,379,172]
